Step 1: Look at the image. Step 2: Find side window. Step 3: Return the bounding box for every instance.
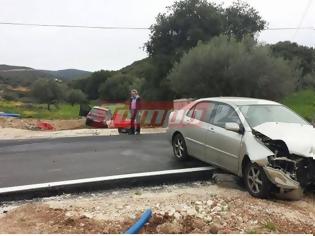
[186,106,195,118]
[212,104,241,128]
[187,102,215,123]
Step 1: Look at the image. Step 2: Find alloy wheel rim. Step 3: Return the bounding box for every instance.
[174,137,184,158]
[247,166,263,194]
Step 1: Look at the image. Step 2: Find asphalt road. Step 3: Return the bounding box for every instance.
[0,134,207,188]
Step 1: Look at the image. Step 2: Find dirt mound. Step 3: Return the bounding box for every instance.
[0,204,132,234]
[0,118,85,131]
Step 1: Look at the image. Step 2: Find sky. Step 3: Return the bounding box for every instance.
[0,0,314,71]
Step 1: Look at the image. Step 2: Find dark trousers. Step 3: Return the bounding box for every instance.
[130,109,140,133]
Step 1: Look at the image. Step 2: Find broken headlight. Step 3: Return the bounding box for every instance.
[267,155,297,180]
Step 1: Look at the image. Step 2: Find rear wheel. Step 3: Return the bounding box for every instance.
[172,133,189,161]
[244,162,272,198]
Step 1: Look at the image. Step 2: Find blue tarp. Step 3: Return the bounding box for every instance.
[0,112,21,118]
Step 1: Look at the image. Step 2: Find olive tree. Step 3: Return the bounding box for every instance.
[66,89,87,106]
[168,35,299,100]
[31,79,66,110]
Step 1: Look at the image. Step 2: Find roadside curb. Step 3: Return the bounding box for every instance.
[0,128,167,141]
[0,167,215,202]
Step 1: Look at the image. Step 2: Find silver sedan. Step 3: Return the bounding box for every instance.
[167,97,315,198]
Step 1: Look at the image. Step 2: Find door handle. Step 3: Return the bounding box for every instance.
[209,127,216,133]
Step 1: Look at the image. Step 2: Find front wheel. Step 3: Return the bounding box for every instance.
[172,133,189,161]
[118,128,129,134]
[85,118,92,126]
[244,162,273,198]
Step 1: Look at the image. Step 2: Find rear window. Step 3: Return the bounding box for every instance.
[88,108,113,120]
[90,108,105,116]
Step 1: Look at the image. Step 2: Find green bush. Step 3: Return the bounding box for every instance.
[2,91,19,101]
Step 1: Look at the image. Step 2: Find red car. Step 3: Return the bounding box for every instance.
[86,106,112,128]
[86,106,131,133]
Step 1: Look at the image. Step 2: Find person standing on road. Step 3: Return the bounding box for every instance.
[129,89,141,135]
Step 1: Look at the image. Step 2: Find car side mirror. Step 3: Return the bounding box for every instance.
[225,122,242,133]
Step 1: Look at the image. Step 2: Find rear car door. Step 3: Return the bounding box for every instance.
[183,101,215,161]
[205,103,243,174]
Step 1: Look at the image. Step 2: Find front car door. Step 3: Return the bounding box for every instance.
[205,103,243,174]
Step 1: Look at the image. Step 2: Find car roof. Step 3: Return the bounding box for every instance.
[92,106,110,111]
[196,97,280,106]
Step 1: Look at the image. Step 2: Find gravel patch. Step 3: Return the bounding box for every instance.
[1,178,314,234]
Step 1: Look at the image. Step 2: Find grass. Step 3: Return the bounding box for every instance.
[282,89,315,122]
[0,100,127,120]
[0,100,81,119]
[262,220,277,231]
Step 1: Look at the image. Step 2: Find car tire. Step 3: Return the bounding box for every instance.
[244,162,272,198]
[172,133,189,161]
[118,128,129,134]
[85,118,92,126]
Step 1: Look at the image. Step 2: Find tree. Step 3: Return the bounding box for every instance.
[271,41,315,76]
[145,0,224,58]
[144,0,266,100]
[66,89,87,106]
[168,35,298,100]
[72,70,114,100]
[271,41,315,89]
[98,74,143,101]
[224,1,266,40]
[31,79,66,110]
[144,0,225,100]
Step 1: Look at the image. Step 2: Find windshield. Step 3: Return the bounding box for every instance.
[239,105,309,127]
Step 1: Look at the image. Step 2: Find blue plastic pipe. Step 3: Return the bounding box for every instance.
[125,209,152,234]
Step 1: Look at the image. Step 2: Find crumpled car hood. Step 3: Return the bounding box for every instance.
[253,122,315,159]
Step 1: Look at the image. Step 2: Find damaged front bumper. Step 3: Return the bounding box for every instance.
[263,166,300,190]
[251,128,315,190]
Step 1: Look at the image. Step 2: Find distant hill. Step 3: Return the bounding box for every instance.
[0,64,33,71]
[0,64,92,88]
[40,69,92,80]
[119,58,151,77]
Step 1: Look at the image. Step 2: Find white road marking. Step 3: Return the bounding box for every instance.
[0,167,214,194]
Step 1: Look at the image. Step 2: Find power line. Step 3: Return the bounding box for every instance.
[0,22,149,30]
[266,27,315,31]
[0,21,314,32]
[292,0,313,40]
